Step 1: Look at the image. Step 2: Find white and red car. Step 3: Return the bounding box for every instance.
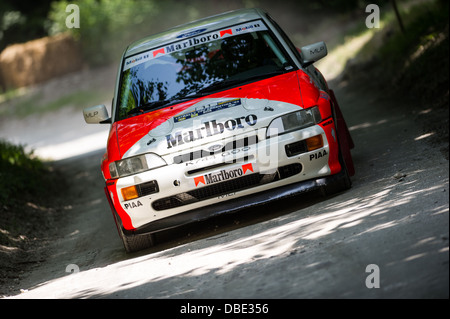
[83,8,355,252]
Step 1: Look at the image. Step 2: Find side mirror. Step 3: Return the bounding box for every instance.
[299,41,327,66]
[83,104,111,124]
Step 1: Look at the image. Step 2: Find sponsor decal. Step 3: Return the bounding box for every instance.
[124,52,150,69]
[194,176,206,187]
[309,149,328,161]
[124,21,268,70]
[166,114,257,148]
[321,118,333,126]
[208,144,224,152]
[174,99,241,123]
[176,28,207,39]
[124,200,143,209]
[219,29,233,37]
[147,137,156,145]
[242,163,254,173]
[184,146,252,166]
[194,163,254,187]
[218,192,235,199]
[320,91,330,100]
[186,155,215,166]
[153,48,165,57]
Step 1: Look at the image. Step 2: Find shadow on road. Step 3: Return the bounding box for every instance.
[13,95,449,298]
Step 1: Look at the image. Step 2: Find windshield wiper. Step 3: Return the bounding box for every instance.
[196,79,243,95]
[196,69,287,95]
[126,69,290,116]
[127,100,171,116]
[126,94,207,116]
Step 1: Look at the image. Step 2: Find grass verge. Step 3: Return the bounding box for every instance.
[340,0,449,157]
[0,140,66,295]
[344,0,448,92]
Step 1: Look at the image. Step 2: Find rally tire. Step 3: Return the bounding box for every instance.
[113,212,155,253]
[321,159,352,196]
[121,231,155,253]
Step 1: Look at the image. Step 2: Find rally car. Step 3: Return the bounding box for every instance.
[83,8,355,252]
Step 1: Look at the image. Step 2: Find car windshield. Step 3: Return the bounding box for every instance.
[117,22,293,120]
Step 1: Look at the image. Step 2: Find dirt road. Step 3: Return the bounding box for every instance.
[1,72,447,300]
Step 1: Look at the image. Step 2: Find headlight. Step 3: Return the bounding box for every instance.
[266,106,322,138]
[109,153,166,179]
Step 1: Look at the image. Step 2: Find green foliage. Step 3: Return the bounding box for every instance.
[0,140,41,168]
[0,140,47,206]
[376,0,449,102]
[0,0,53,51]
[379,1,448,68]
[48,0,160,66]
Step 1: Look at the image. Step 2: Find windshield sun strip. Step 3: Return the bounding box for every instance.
[123,19,269,71]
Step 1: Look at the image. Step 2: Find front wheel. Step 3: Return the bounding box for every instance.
[119,227,155,253]
[321,160,352,196]
[113,212,155,253]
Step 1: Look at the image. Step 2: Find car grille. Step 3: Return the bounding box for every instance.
[152,163,302,211]
[173,135,258,164]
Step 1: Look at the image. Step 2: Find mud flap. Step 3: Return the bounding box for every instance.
[329,89,355,177]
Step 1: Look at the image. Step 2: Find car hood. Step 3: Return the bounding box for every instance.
[115,71,312,159]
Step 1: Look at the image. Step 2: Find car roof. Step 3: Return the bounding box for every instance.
[124,8,267,58]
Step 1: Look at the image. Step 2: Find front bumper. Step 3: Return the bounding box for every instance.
[107,122,340,231]
[123,170,346,236]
